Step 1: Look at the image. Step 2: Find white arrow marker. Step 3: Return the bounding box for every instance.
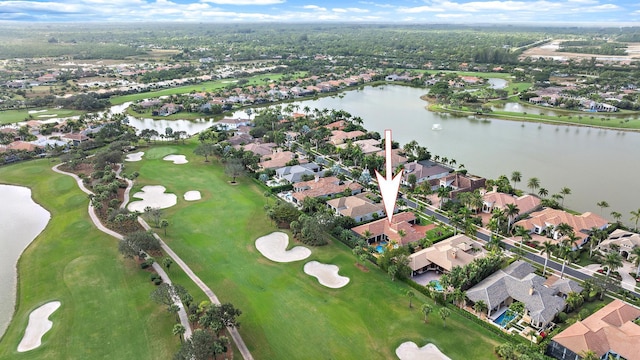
[375,129,403,224]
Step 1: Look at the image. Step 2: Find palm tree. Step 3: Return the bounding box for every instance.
[560,187,572,208]
[451,289,467,309]
[406,290,415,309]
[536,187,548,198]
[596,200,609,216]
[588,227,608,258]
[565,291,584,312]
[610,211,622,225]
[631,247,640,277]
[510,171,522,190]
[527,177,540,194]
[172,324,186,342]
[473,300,488,319]
[579,350,599,360]
[631,208,640,231]
[436,186,451,208]
[420,303,433,324]
[541,241,555,276]
[602,252,623,293]
[557,239,573,279]
[439,307,451,328]
[554,222,574,240]
[504,203,519,231]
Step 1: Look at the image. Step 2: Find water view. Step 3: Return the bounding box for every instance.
[118,84,640,225]
[0,185,50,337]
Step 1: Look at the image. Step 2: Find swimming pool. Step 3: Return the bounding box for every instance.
[375,241,388,253]
[429,280,444,292]
[493,310,516,328]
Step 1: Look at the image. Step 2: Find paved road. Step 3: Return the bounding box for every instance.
[402,193,640,298]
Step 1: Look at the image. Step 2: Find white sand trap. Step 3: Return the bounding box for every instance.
[255,232,311,263]
[303,261,350,288]
[17,301,61,352]
[37,114,57,118]
[125,151,144,162]
[396,342,451,360]
[28,110,47,114]
[184,190,201,201]
[127,185,177,213]
[163,154,188,164]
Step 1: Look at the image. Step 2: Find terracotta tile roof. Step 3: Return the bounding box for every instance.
[1,141,43,152]
[482,191,541,215]
[351,212,434,245]
[259,151,299,169]
[409,234,487,272]
[328,130,365,145]
[237,142,275,157]
[292,176,363,202]
[326,192,385,219]
[514,208,608,246]
[552,300,640,359]
[375,148,407,168]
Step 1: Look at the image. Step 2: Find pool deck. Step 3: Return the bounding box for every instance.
[411,271,441,286]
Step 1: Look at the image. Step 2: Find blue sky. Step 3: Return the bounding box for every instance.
[0,0,639,25]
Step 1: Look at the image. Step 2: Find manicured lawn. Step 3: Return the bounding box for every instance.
[125,141,504,359]
[0,159,178,360]
[0,108,85,125]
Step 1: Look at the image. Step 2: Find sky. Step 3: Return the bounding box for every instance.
[0,0,639,25]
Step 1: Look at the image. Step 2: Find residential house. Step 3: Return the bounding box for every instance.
[547,299,640,360]
[62,133,90,146]
[375,148,407,169]
[436,172,486,198]
[237,142,276,157]
[402,160,452,185]
[291,176,363,204]
[275,163,323,184]
[214,118,251,130]
[351,212,433,246]
[598,229,640,260]
[0,141,43,153]
[259,151,300,170]
[514,208,608,248]
[155,103,181,116]
[337,138,382,155]
[227,132,254,146]
[408,234,487,275]
[326,192,386,222]
[328,130,365,145]
[466,260,567,329]
[481,189,541,222]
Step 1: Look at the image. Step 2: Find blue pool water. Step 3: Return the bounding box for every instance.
[375,241,388,253]
[429,280,444,292]
[493,311,516,327]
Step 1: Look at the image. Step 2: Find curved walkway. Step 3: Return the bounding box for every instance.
[51,164,193,340]
[53,163,253,359]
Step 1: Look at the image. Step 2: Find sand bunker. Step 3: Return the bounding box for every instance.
[395,342,451,360]
[37,114,57,118]
[255,232,311,263]
[163,155,188,164]
[303,261,350,288]
[183,190,201,201]
[125,152,144,162]
[17,301,61,352]
[127,185,177,213]
[28,110,47,114]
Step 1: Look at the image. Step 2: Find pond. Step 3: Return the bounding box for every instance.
[0,185,50,337]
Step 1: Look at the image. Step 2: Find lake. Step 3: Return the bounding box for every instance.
[0,184,50,337]
[119,84,640,226]
[289,85,640,225]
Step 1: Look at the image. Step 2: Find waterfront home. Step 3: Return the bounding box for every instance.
[259,151,300,170]
[408,234,486,275]
[547,300,640,360]
[466,260,566,329]
[375,148,407,169]
[402,160,451,185]
[291,176,363,204]
[514,208,608,248]
[351,212,432,246]
[326,192,386,222]
[438,172,486,198]
[336,138,382,155]
[214,118,251,130]
[328,130,366,145]
[598,229,640,260]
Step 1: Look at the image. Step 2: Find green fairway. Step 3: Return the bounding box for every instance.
[0,160,178,359]
[0,108,85,125]
[125,142,503,359]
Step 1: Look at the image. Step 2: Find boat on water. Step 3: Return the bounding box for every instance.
[432,124,442,131]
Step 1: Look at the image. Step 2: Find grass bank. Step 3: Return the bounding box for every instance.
[0,159,178,359]
[0,108,85,125]
[124,142,504,359]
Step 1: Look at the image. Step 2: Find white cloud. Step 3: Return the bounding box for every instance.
[199,0,284,4]
[435,13,471,18]
[332,7,368,13]
[302,5,327,11]
[398,6,444,13]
